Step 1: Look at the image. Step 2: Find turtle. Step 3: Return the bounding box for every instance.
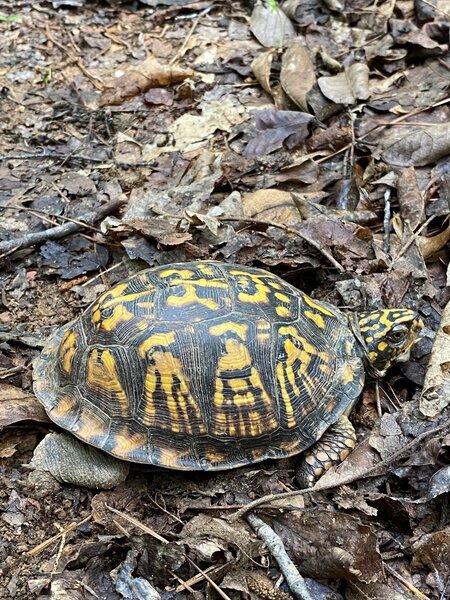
[31,260,423,489]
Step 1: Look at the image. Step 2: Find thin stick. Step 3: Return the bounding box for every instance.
[0,198,125,255]
[315,96,450,166]
[247,514,313,600]
[160,211,344,272]
[383,189,391,255]
[27,514,92,556]
[105,504,168,544]
[44,25,104,90]
[227,421,449,522]
[384,564,430,600]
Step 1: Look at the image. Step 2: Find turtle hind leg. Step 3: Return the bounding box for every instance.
[295,415,357,488]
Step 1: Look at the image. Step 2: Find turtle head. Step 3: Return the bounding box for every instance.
[351,309,423,378]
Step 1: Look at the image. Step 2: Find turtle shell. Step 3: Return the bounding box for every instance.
[33,261,365,470]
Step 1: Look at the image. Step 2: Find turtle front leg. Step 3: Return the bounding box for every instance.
[295,415,357,488]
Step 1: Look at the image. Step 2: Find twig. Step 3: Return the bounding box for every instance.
[27,514,92,556]
[44,24,105,90]
[247,514,313,600]
[105,503,232,600]
[105,504,168,544]
[169,6,212,65]
[160,211,344,272]
[384,564,430,600]
[383,188,391,255]
[315,96,450,166]
[227,421,449,522]
[0,198,125,255]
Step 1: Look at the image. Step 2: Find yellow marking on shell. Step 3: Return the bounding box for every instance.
[238,285,271,305]
[143,350,205,434]
[275,292,290,303]
[50,393,78,421]
[314,467,323,477]
[365,335,374,343]
[59,329,78,375]
[268,281,282,290]
[102,305,135,331]
[211,338,277,437]
[197,264,216,276]
[256,320,272,340]
[304,310,326,330]
[86,349,129,416]
[276,306,291,318]
[138,331,176,358]
[111,427,147,459]
[160,268,195,279]
[303,295,334,316]
[155,446,184,468]
[340,448,351,460]
[279,326,316,354]
[204,449,228,464]
[72,408,108,444]
[340,363,355,385]
[276,327,330,429]
[368,351,377,363]
[165,278,228,311]
[209,321,248,341]
[378,341,388,351]
[166,286,218,310]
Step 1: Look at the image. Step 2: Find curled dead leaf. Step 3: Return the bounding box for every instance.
[0,383,50,427]
[420,299,450,417]
[99,56,194,106]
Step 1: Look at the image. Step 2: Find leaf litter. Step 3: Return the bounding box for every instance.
[0,0,449,598]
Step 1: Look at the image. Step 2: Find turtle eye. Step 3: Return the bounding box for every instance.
[387,325,409,345]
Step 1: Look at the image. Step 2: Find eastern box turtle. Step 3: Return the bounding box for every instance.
[32,261,423,488]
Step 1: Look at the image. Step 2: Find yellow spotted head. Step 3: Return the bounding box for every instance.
[351,309,423,377]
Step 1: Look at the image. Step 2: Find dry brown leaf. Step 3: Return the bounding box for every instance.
[250,4,296,48]
[241,189,300,225]
[280,44,316,111]
[420,299,450,417]
[379,123,450,167]
[252,48,278,96]
[0,383,49,427]
[412,527,450,576]
[318,63,370,105]
[397,167,424,231]
[419,223,450,259]
[273,510,382,582]
[346,581,410,600]
[99,56,194,106]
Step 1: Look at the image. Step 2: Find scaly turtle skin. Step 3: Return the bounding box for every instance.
[32,261,423,487]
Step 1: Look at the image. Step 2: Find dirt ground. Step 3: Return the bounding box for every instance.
[1,1,450,599]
